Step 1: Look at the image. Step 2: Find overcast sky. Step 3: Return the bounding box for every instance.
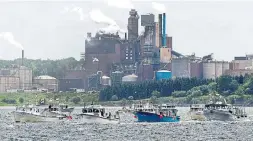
[0,0,252,61]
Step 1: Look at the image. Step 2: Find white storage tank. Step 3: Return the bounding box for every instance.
[122,74,138,83]
[101,76,111,86]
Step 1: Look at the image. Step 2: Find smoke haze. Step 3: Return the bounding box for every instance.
[63,5,87,21]
[0,32,24,50]
[105,0,134,9]
[89,9,117,25]
[151,2,166,13]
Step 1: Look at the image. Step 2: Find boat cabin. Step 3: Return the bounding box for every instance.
[190,104,205,112]
[205,104,232,110]
[159,104,178,116]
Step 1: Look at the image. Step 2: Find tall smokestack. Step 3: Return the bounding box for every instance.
[158,14,163,47]
[22,50,24,66]
[125,33,127,41]
[162,13,166,47]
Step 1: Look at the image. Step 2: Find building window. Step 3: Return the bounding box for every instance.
[126,57,128,59]
[126,54,128,56]
[130,53,132,56]
[130,50,132,53]
[130,57,132,59]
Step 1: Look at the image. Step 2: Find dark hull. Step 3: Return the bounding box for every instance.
[204,110,235,121]
[135,111,180,122]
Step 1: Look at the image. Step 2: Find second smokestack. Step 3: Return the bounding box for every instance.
[22,50,24,66]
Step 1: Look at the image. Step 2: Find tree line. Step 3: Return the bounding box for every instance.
[0,57,83,79]
[99,74,253,102]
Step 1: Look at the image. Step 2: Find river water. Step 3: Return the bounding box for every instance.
[1,107,253,141]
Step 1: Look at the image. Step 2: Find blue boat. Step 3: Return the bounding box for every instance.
[133,103,180,122]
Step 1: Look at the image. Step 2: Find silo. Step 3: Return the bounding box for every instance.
[122,74,138,83]
[222,62,229,75]
[101,76,111,86]
[203,62,216,79]
[172,57,191,78]
[215,62,223,78]
[155,70,171,80]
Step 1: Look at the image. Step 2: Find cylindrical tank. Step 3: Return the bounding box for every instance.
[101,76,111,86]
[203,62,216,79]
[155,70,172,80]
[122,74,138,83]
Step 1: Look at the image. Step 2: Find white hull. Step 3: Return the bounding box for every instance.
[77,114,120,124]
[189,111,205,121]
[13,112,67,122]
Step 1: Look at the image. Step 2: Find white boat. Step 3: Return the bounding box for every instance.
[189,104,205,121]
[58,104,74,113]
[77,104,120,124]
[13,104,72,122]
[204,94,247,121]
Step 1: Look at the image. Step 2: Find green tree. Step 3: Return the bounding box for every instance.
[65,96,70,102]
[151,90,160,98]
[19,97,24,104]
[71,97,81,104]
[121,98,127,106]
[111,95,118,101]
[172,91,187,97]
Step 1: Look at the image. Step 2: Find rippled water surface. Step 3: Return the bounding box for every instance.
[1,107,253,141]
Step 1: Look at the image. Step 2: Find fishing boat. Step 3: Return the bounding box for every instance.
[204,94,247,121]
[188,104,205,121]
[13,104,72,122]
[133,103,180,122]
[58,103,74,113]
[77,104,120,124]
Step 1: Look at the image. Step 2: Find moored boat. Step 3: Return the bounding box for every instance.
[13,104,72,122]
[133,103,180,122]
[189,104,205,121]
[203,94,247,121]
[77,104,120,124]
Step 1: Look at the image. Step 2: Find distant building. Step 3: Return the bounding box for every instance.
[0,76,19,92]
[59,79,85,92]
[0,66,32,90]
[33,75,58,92]
[225,69,253,77]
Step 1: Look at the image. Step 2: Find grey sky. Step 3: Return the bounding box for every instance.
[0,0,252,61]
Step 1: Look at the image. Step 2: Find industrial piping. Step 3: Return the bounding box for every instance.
[158,14,163,47]
[21,50,24,66]
[162,13,166,47]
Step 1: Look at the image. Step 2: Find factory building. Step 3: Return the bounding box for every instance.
[230,56,253,70]
[33,75,58,92]
[84,33,122,76]
[59,79,85,92]
[0,76,20,92]
[0,66,32,91]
